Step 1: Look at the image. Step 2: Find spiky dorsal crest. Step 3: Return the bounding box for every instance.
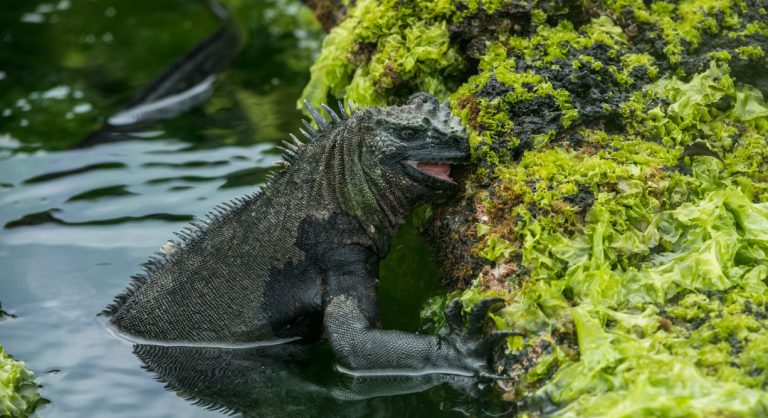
[275,100,360,166]
[101,192,260,317]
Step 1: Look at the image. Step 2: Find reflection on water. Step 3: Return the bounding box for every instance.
[131,343,497,417]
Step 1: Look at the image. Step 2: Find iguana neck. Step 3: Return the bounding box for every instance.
[287,122,426,256]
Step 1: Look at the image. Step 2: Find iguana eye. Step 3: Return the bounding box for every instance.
[401,129,417,141]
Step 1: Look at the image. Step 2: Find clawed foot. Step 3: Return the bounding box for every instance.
[443,297,521,381]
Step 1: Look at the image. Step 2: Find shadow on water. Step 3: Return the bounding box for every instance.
[0,0,514,416]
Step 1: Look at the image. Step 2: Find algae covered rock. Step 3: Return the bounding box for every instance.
[301,0,768,415]
[0,345,45,418]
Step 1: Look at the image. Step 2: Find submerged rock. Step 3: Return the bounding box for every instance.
[301,0,768,415]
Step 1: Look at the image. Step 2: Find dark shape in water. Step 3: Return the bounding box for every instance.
[23,162,126,184]
[0,303,18,319]
[141,160,230,169]
[4,209,193,229]
[77,1,243,148]
[66,185,137,202]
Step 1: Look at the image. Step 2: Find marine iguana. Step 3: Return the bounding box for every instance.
[103,93,514,377]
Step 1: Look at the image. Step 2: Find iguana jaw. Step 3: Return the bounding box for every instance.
[398,147,469,187]
[402,160,455,183]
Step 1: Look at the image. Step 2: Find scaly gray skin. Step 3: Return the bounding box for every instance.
[103,93,514,377]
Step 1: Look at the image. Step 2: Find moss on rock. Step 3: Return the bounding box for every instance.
[301,0,768,415]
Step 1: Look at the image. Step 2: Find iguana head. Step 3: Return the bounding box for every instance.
[283,94,470,229]
[364,93,470,197]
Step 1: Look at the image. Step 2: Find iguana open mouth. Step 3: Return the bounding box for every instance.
[403,160,454,183]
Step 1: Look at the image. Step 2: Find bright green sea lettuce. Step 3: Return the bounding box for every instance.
[470,61,768,415]
[300,0,469,107]
[0,346,44,418]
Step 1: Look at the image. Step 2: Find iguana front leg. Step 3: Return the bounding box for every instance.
[322,245,515,377]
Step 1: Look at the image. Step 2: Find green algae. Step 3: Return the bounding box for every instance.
[0,305,44,417]
[468,60,768,415]
[0,346,45,418]
[300,0,468,107]
[302,0,768,414]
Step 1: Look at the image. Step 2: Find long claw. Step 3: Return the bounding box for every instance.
[477,331,523,355]
[444,299,464,334]
[467,298,504,337]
